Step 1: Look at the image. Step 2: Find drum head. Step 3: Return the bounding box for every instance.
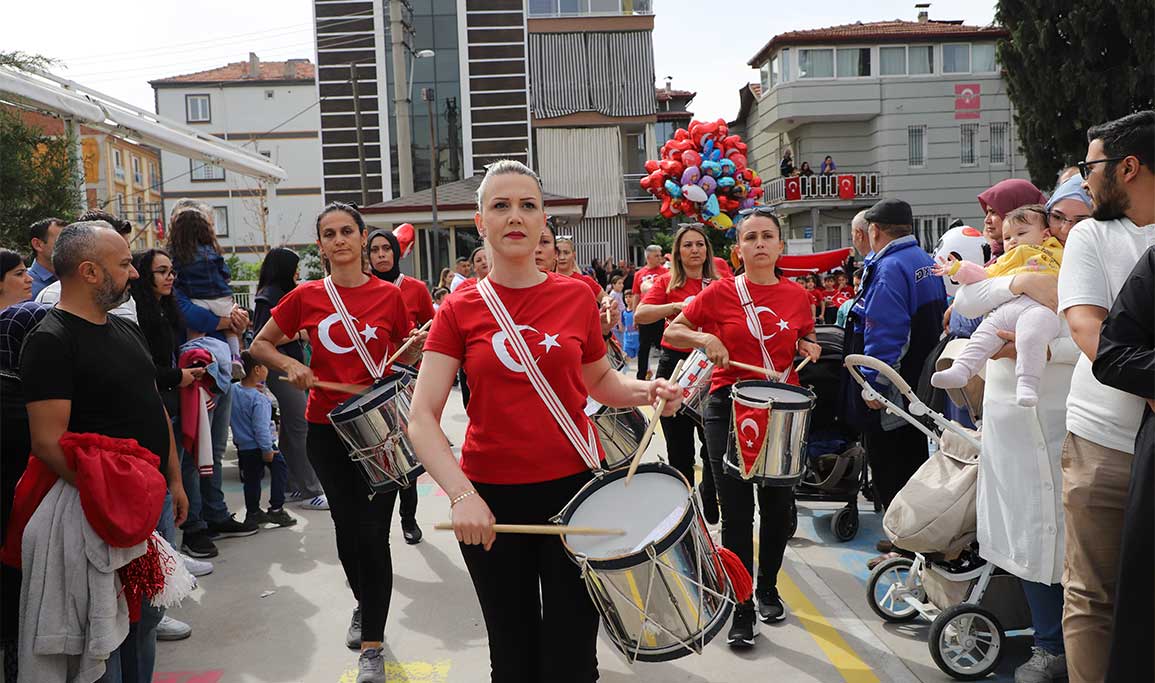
[565,468,690,561]
[733,380,814,408]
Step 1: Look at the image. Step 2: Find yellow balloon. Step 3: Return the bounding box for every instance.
[710,213,733,229]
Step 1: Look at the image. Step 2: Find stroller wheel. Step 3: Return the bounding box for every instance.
[866,556,922,622]
[831,506,858,542]
[928,603,1006,680]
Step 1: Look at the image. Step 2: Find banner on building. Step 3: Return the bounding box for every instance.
[954,84,981,120]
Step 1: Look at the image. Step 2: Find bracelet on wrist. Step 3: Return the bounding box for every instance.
[450,489,477,508]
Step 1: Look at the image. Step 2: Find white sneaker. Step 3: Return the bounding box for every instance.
[299,495,330,511]
[156,615,192,641]
[180,553,214,577]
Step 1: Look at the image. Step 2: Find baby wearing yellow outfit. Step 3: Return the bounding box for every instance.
[931,207,1063,407]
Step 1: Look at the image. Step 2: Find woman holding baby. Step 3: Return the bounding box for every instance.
[947,177,1092,683]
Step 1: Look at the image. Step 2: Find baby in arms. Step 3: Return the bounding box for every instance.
[931,205,1063,407]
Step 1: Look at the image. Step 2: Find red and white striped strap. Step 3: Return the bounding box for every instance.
[477,278,600,471]
[734,274,778,379]
[322,276,387,379]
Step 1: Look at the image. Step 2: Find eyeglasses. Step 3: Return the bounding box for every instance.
[737,206,777,218]
[1047,209,1090,229]
[1077,156,1129,179]
[152,268,176,279]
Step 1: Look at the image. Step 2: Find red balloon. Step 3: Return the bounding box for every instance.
[731,154,748,169]
[394,223,415,257]
[674,128,690,141]
[644,159,659,173]
[749,187,763,199]
[682,150,701,168]
[659,159,684,178]
[660,196,674,218]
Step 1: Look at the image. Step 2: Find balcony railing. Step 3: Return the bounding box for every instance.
[623,173,656,203]
[764,172,881,205]
[528,0,654,18]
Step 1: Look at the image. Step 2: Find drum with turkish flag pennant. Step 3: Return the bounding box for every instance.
[837,174,857,200]
[724,380,815,487]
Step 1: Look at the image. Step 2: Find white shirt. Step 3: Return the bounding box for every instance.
[35,280,139,324]
[1057,217,1155,452]
[449,272,467,292]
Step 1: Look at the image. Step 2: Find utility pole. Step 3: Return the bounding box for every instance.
[389,0,414,197]
[350,62,369,206]
[445,97,460,181]
[423,87,438,232]
[258,181,270,257]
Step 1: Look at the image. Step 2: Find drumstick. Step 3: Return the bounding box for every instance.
[277,376,369,395]
[434,523,625,536]
[384,319,433,367]
[728,357,813,379]
[624,358,685,487]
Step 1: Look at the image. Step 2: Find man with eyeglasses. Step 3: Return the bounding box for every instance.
[1055,109,1155,683]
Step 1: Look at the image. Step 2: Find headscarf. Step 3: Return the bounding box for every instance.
[367,229,401,283]
[1045,175,1093,212]
[977,179,1046,218]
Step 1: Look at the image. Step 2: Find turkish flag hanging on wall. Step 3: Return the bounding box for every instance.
[837,174,856,199]
[955,83,981,119]
[784,177,802,201]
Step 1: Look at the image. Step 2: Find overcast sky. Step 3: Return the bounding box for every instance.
[5,0,997,122]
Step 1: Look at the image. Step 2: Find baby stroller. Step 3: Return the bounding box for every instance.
[846,354,1031,681]
[790,325,870,541]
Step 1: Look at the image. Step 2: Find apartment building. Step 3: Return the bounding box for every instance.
[150,55,323,252]
[735,8,1030,253]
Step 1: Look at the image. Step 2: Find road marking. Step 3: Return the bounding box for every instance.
[154,672,224,683]
[777,570,881,683]
[338,660,451,682]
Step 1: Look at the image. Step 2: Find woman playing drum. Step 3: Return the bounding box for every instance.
[407,160,682,682]
[250,203,425,683]
[635,223,720,523]
[664,207,821,648]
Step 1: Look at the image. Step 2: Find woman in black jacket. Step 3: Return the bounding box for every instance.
[253,248,326,509]
[131,249,203,414]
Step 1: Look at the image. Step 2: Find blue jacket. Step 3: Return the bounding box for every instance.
[841,235,946,431]
[230,384,274,452]
[175,245,232,299]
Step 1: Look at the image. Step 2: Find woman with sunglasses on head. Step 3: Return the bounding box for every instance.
[250,203,424,683]
[407,160,682,682]
[635,223,720,523]
[664,207,821,648]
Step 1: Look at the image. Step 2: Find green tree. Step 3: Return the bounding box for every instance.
[632,215,732,264]
[0,107,83,249]
[997,0,1154,187]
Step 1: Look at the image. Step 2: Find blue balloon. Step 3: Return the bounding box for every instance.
[717,177,736,188]
[664,179,682,198]
[702,139,715,157]
[720,159,736,176]
[704,194,720,217]
[701,160,722,177]
[710,148,723,161]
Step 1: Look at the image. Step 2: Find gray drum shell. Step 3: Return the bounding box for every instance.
[327,367,424,492]
[724,381,815,486]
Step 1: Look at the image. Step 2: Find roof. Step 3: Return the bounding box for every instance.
[656,88,696,103]
[361,174,588,215]
[748,20,1008,66]
[150,59,315,85]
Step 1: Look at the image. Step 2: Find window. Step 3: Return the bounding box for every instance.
[780,49,791,83]
[973,44,997,73]
[909,45,934,74]
[212,207,229,237]
[960,123,979,166]
[760,62,771,91]
[186,94,211,123]
[798,48,834,79]
[836,48,871,77]
[880,46,907,75]
[131,156,142,184]
[908,125,927,167]
[135,196,145,224]
[825,225,843,249]
[190,160,225,182]
[769,53,780,88]
[149,162,158,186]
[113,150,124,180]
[915,215,951,251]
[943,44,971,73]
[990,121,1009,165]
[264,89,275,99]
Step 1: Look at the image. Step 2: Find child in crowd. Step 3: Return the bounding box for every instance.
[835,269,863,327]
[821,273,839,324]
[608,275,626,322]
[931,205,1063,407]
[836,271,854,298]
[432,287,449,310]
[802,275,821,323]
[169,209,243,373]
[621,290,639,367]
[231,351,297,528]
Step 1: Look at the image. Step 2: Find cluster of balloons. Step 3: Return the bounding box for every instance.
[639,119,763,230]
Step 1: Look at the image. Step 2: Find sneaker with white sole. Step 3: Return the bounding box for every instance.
[727,601,758,648]
[156,615,191,641]
[357,647,386,683]
[755,587,788,623]
[180,554,214,577]
[1015,646,1067,683]
[299,495,330,511]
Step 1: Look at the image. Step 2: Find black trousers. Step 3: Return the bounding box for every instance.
[703,387,794,592]
[861,424,929,509]
[635,321,664,380]
[307,422,398,642]
[655,349,715,500]
[0,376,29,681]
[460,471,600,683]
[1106,411,1153,683]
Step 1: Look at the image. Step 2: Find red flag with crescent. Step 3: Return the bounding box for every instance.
[733,401,771,476]
[837,174,856,199]
[784,177,802,201]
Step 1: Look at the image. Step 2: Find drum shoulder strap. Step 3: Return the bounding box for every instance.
[323,276,386,379]
[735,275,778,378]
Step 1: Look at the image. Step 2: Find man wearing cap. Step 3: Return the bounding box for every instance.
[841,199,947,562]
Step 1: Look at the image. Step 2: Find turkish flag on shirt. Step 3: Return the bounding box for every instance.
[733,400,771,477]
[837,174,856,199]
[784,177,802,201]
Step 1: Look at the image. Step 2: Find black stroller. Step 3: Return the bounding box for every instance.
[789,325,873,541]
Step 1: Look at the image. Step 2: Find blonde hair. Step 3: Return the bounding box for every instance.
[668,223,717,292]
[476,159,543,211]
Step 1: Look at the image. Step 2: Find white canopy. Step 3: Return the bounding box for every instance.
[0,66,286,183]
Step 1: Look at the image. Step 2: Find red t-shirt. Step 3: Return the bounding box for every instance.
[806,289,822,310]
[632,264,668,295]
[640,272,708,352]
[839,286,855,298]
[568,272,603,299]
[682,276,814,392]
[458,277,477,290]
[424,273,608,485]
[272,277,412,423]
[396,274,436,327]
[713,256,734,279]
[820,286,839,306]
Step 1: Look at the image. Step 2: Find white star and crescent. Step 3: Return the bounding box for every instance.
[492,326,563,374]
[317,313,384,358]
[745,305,788,341]
[539,333,560,352]
[739,417,760,449]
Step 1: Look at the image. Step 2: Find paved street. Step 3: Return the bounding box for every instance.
[153,382,1031,683]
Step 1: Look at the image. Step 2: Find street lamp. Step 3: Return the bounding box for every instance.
[408,49,436,102]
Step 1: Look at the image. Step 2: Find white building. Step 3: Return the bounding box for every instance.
[150,54,323,253]
[734,8,1031,253]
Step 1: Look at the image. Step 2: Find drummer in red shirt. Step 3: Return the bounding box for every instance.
[635,223,720,523]
[555,237,606,302]
[665,206,821,648]
[407,160,681,683]
[250,203,425,682]
[367,228,434,545]
[632,245,668,380]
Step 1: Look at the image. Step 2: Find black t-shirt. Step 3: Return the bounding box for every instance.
[21,308,171,471]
